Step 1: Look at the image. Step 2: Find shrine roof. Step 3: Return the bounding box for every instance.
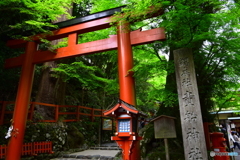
[103,99,147,117]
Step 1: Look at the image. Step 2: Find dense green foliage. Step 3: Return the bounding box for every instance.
[0,0,240,159]
[51,28,120,107]
[85,0,240,117]
[0,0,239,116]
[126,0,240,116]
[0,0,82,38]
[0,0,82,101]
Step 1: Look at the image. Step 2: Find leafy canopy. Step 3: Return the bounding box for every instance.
[0,0,82,38]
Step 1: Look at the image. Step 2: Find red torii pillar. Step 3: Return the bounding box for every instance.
[117,22,138,160]
[117,21,136,106]
[6,42,37,160]
[117,21,142,160]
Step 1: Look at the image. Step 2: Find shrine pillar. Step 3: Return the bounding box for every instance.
[117,21,136,106]
[6,41,37,160]
[116,21,140,160]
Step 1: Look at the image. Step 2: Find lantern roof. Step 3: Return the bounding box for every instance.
[104,99,146,117]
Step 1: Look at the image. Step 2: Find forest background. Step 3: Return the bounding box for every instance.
[0,0,239,159]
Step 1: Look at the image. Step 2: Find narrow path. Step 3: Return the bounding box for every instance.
[51,143,121,160]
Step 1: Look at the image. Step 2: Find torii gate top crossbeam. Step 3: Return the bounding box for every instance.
[5,7,165,69]
[5,28,165,68]
[7,6,125,48]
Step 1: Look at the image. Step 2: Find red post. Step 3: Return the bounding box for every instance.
[68,33,77,46]
[6,41,37,160]
[117,21,136,106]
[77,106,80,121]
[203,122,211,150]
[210,132,230,160]
[55,105,59,122]
[116,21,140,160]
[0,101,7,125]
[28,102,35,121]
[90,108,94,122]
[0,145,7,159]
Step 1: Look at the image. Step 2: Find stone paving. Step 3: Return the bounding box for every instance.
[232,148,240,160]
[50,143,121,160]
[51,142,240,160]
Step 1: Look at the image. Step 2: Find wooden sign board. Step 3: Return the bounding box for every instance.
[152,115,176,139]
[174,48,207,159]
[102,118,112,130]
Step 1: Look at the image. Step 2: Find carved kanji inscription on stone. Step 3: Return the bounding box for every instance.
[174,48,207,160]
[184,111,197,123]
[186,127,200,143]
[188,147,203,160]
[182,91,195,107]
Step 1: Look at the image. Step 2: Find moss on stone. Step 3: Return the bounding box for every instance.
[66,125,84,149]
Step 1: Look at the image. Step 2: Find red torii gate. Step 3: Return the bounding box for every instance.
[4,6,165,160]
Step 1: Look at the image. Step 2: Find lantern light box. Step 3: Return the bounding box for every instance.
[104,99,146,137]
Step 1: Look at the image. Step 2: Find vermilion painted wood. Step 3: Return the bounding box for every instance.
[5,28,165,68]
[0,101,108,124]
[103,102,139,116]
[117,22,136,106]
[6,6,164,48]
[4,7,165,160]
[6,42,37,160]
[77,106,80,121]
[0,145,7,159]
[68,33,77,46]
[112,135,142,160]
[55,105,59,122]
[90,109,94,122]
[116,22,141,160]
[32,101,57,107]
[27,103,34,120]
[0,101,7,125]
[0,141,53,158]
[6,17,112,48]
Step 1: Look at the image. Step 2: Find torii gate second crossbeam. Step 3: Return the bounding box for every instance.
[4,6,165,160]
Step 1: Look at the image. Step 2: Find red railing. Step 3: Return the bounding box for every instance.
[0,144,6,159]
[0,101,108,125]
[33,142,53,155]
[0,141,53,159]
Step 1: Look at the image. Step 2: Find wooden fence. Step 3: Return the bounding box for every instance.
[0,141,53,159]
[0,101,108,125]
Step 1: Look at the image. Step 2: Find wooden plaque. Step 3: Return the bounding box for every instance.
[153,116,176,139]
[102,118,112,130]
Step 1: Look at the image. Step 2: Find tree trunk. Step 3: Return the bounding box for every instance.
[34,7,72,120]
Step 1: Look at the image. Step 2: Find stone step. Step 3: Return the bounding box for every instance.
[52,150,121,160]
[52,155,117,160]
[63,154,115,159]
[89,146,121,150]
[51,143,121,160]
